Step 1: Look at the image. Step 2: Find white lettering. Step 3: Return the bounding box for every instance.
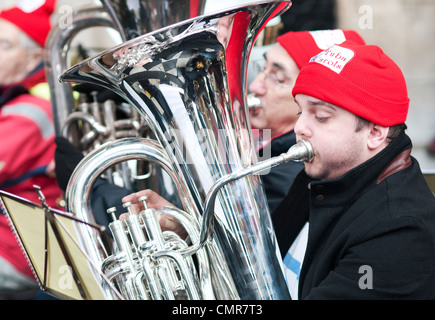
[358,265,373,290]
[58,5,74,30]
[58,265,74,290]
[172,304,207,317]
[310,45,355,74]
[359,5,374,30]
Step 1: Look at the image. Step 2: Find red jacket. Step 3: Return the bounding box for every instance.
[0,77,62,279]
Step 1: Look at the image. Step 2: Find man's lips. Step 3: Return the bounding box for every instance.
[247,94,262,116]
[249,106,262,116]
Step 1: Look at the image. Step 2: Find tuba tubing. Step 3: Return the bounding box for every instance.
[197,139,313,249]
[66,137,220,299]
[44,5,119,135]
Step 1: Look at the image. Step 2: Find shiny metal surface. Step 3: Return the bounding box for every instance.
[61,1,293,300]
[44,5,117,135]
[197,139,313,248]
[45,0,208,195]
[102,0,206,41]
[45,1,207,135]
[66,137,184,299]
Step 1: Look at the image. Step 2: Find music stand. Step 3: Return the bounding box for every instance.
[0,188,121,300]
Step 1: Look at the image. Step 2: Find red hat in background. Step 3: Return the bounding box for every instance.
[276,29,366,69]
[292,41,410,126]
[0,0,56,47]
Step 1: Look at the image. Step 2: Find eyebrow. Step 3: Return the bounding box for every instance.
[294,98,337,110]
[263,52,287,72]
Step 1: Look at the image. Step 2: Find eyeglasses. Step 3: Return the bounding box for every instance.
[258,67,292,89]
[0,39,17,52]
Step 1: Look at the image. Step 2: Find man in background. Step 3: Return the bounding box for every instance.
[0,0,61,299]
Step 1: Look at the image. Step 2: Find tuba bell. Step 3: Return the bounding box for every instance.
[45,0,208,192]
[46,0,207,137]
[58,1,305,300]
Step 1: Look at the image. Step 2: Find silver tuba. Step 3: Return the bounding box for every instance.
[59,1,306,300]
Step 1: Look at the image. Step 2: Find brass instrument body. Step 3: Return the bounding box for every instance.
[44,5,117,136]
[102,0,206,41]
[45,1,208,191]
[66,137,218,299]
[45,0,207,136]
[59,1,298,300]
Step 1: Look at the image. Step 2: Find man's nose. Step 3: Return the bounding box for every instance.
[248,73,267,96]
[294,114,311,139]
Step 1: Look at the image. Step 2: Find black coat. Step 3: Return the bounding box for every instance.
[273,133,435,299]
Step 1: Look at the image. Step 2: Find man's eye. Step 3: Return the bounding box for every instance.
[0,41,13,51]
[315,116,328,122]
[273,71,287,83]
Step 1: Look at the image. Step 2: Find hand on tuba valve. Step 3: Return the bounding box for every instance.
[103,192,204,300]
[120,189,188,239]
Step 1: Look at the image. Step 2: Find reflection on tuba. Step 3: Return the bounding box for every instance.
[58,1,303,300]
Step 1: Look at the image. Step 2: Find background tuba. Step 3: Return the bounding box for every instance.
[53,0,301,300]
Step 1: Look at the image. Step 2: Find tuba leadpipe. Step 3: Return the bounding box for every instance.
[60,1,294,300]
[198,139,313,248]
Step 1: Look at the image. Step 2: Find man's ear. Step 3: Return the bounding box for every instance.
[367,123,389,150]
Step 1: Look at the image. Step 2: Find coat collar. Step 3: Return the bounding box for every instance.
[309,132,413,207]
[299,132,414,298]
[377,148,412,184]
[0,62,46,107]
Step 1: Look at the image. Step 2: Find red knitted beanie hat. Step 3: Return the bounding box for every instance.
[276,29,366,69]
[0,0,56,47]
[292,41,410,126]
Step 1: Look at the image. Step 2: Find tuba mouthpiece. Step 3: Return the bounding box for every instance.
[284,139,314,163]
[247,93,261,110]
[247,94,261,116]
